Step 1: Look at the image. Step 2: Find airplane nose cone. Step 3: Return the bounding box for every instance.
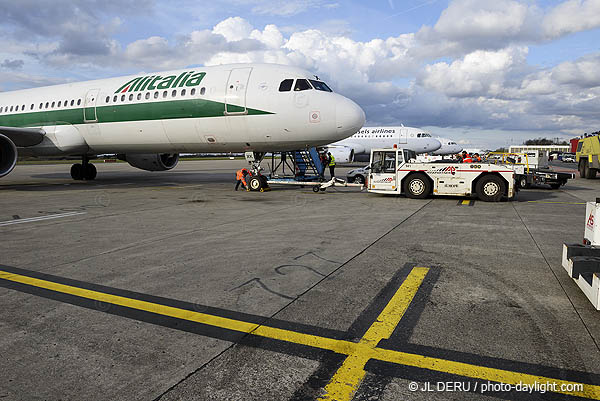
[428,138,442,152]
[336,96,366,138]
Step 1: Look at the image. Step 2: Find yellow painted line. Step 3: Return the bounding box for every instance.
[461,200,470,205]
[1,268,600,400]
[318,267,429,401]
[527,201,586,205]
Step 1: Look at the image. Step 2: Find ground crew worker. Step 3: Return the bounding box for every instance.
[235,168,249,191]
[474,153,482,162]
[327,152,336,178]
[461,151,473,163]
[320,152,328,178]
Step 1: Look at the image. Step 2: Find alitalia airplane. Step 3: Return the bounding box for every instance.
[0,63,365,182]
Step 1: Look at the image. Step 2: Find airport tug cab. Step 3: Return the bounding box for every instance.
[367,148,516,202]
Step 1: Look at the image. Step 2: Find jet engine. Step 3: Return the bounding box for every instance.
[326,146,356,163]
[122,153,179,171]
[0,134,18,178]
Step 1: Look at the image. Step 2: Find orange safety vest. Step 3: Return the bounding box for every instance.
[462,156,473,163]
[236,170,244,180]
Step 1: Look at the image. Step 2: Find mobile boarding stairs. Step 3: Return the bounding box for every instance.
[245,148,363,192]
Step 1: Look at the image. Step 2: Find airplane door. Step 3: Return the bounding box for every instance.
[398,128,407,144]
[83,89,100,123]
[225,67,252,115]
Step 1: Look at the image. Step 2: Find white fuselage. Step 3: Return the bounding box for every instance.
[432,137,463,155]
[330,126,441,158]
[0,63,365,158]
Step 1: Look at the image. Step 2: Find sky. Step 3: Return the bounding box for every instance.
[0,0,599,149]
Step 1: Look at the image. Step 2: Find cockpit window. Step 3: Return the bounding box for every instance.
[309,79,332,92]
[294,79,312,91]
[279,79,293,92]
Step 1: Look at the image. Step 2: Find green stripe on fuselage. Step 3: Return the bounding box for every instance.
[0,98,272,128]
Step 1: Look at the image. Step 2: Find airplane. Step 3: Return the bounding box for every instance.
[324,126,441,162]
[0,63,365,187]
[431,137,463,156]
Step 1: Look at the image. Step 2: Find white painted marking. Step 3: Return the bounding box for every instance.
[0,212,86,226]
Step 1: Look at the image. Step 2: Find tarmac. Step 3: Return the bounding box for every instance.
[1,159,599,401]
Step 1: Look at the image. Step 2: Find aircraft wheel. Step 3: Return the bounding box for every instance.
[312,186,320,193]
[70,163,84,180]
[249,176,263,191]
[354,175,365,184]
[84,163,97,180]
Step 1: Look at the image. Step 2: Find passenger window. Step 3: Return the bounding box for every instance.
[181,89,186,96]
[9,106,13,112]
[77,99,81,105]
[137,93,142,101]
[163,91,167,98]
[129,94,134,101]
[113,95,118,102]
[294,79,311,91]
[51,101,55,108]
[200,87,205,95]
[279,79,293,92]
[39,103,43,109]
[21,105,25,111]
[105,96,110,103]
[121,95,125,102]
[145,92,150,100]
[154,91,159,99]
[172,90,177,97]
[57,101,61,107]
[191,88,196,96]
[309,79,332,92]
[71,100,75,106]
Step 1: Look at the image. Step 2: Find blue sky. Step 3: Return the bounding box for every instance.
[1,0,599,149]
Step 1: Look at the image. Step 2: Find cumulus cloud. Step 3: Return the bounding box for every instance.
[542,0,600,39]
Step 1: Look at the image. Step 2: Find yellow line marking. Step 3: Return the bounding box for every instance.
[1,268,600,400]
[318,267,429,401]
[527,201,586,205]
[461,200,471,205]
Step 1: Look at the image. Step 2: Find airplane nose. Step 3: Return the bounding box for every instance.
[429,138,442,152]
[336,96,366,138]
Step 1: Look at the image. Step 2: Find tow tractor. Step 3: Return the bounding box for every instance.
[367,147,516,201]
[243,149,363,192]
[488,150,574,189]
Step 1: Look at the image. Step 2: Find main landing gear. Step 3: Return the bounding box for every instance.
[71,155,97,180]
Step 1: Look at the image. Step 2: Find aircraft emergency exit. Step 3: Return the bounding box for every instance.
[325,126,441,162]
[0,63,365,180]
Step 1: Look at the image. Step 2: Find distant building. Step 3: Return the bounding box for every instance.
[509,145,570,154]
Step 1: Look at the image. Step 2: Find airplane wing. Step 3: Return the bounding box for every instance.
[0,126,45,147]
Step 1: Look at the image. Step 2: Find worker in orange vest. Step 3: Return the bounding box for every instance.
[235,168,249,191]
[474,153,482,162]
[461,151,473,163]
